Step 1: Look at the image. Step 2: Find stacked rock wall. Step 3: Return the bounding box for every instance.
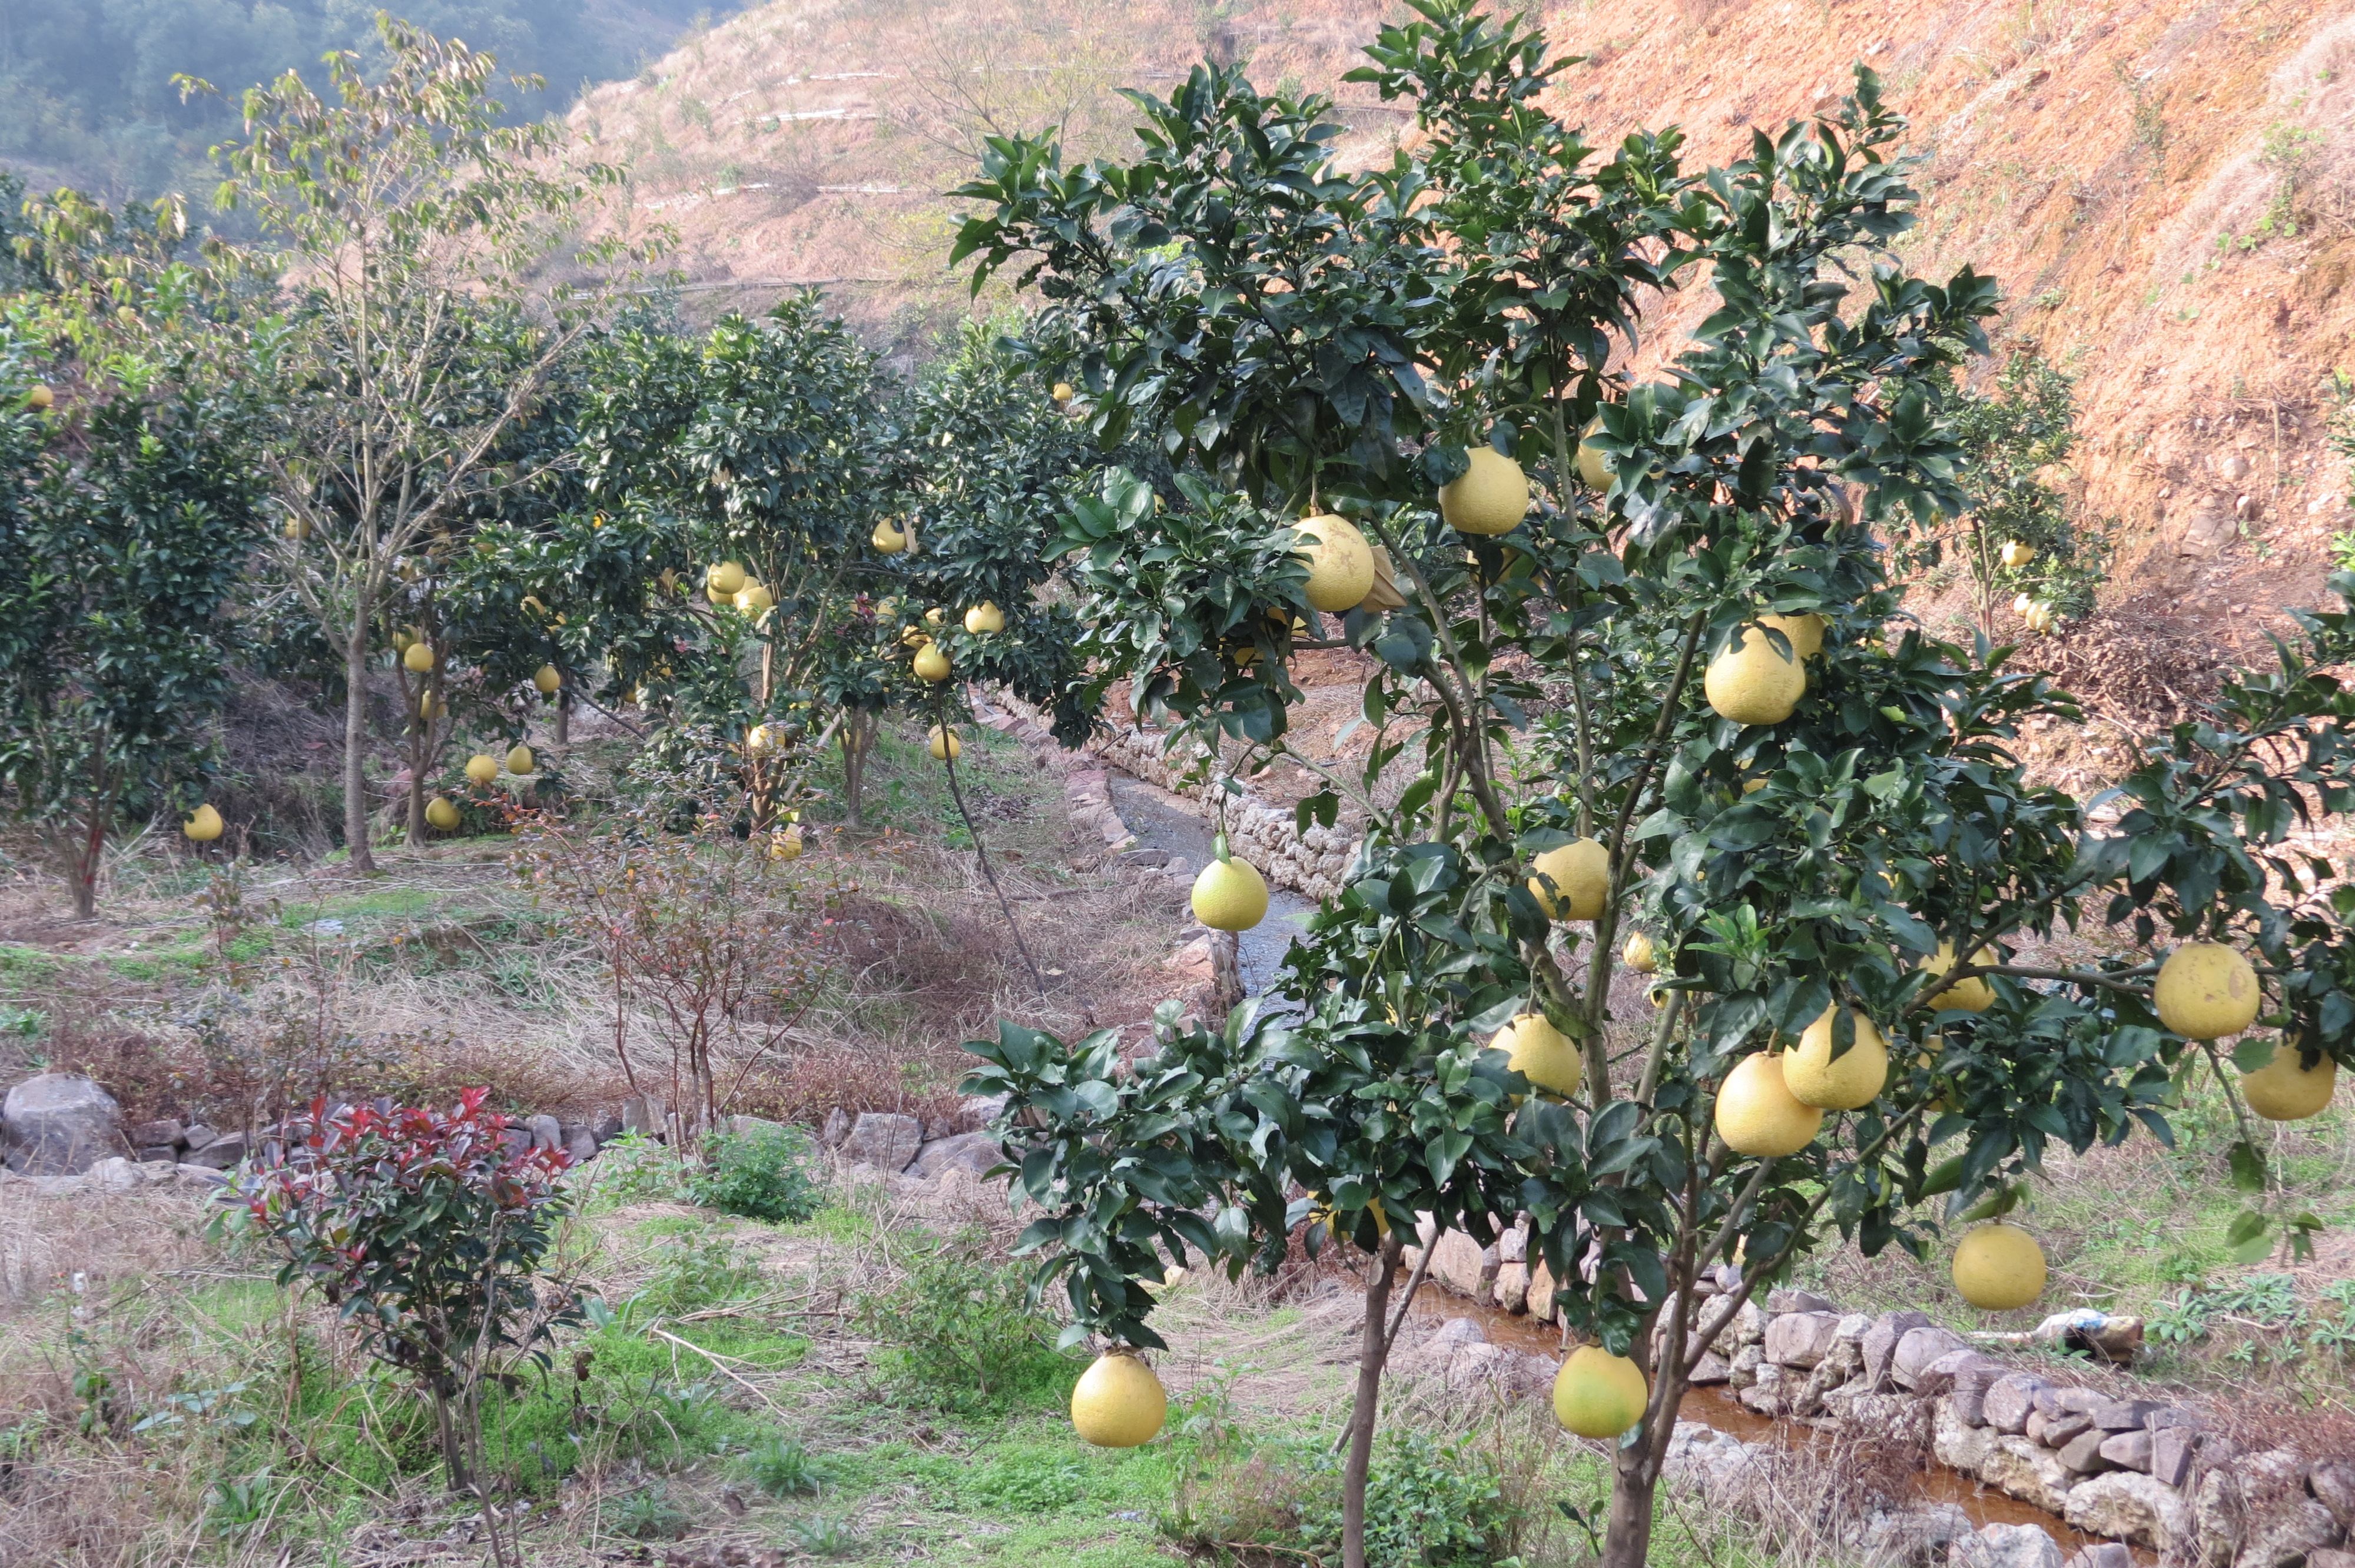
[1401,1217,2355,1568]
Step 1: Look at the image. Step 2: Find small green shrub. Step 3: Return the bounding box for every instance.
[851,1228,1078,1414]
[691,1124,823,1222]
[744,1432,830,1497]
[1163,1423,1521,1568]
[588,1131,692,1207]
[963,1446,1091,1512]
[613,1486,688,1540]
[638,1238,767,1316]
[781,1514,858,1557]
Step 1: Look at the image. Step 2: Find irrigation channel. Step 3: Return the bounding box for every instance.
[1092,766,2147,1560]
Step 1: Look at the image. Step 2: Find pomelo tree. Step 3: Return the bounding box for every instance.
[193,17,651,871]
[0,193,269,913]
[952,5,2355,1566]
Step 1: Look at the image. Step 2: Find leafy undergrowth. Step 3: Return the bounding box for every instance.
[0,1153,1883,1568]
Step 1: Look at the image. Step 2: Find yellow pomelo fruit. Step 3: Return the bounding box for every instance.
[183,803,224,842]
[706,560,747,598]
[1491,1013,1583,1099]
[419,692,444,719]
[736,581,774,614]
[1052,381,1074,403]
[1715,1051,1823,1157]
[1439,446,1531,536]
[964,602,1004,634]
[1623,931,1657,974]
[2241,1041,2337,1122]
[1527,838,1607,921]
[928,725,961,762]
[425,797,461,831]
[1294,514,1376,612]
[283,515,311,540]
[2154,942,2261,1039]
[1740,776,1768,795]
[746,724,781,758]
[1574,416,1611,491]
[2001,540,2035,568]
[1756,613,1825,662]
[926,607,946,626]
[465,754,499,786]
[1704,624,1805,726]
[533,665,562,695]
[403,642,435,674]
[2012,593,2035,618]
[1071,1351,1166,1448]
[901,626,932,648]
[1952,1222,2046,1311]
[871,519,907,553]
[1553,1346,1647,1440]
[1922,941,1995,1012]
[506,745,535,775]
[1191,856,1269,932]
[768,829,804,862]
[27,384,54,411]
[914,644,952,683]
[1782,1006,1889,1110]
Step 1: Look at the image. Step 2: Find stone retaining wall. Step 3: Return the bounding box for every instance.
[1401,1218,2355,1568]
[990,690,1362,901]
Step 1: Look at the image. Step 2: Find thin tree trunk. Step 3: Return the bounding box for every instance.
[71,806,104,920]
[842,712,870,829]
[1342,1231,1404,1568]
[552,687,570,748]
[406,709,428,847]
[343,603,377,873]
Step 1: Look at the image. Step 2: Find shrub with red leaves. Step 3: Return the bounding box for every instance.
[234,1088,581,1487]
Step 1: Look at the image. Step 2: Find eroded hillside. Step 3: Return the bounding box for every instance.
[582,0,2355,687]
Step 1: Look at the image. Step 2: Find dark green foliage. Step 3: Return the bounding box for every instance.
[851,1230,1080,1414]
[689,1124,824,1224]
[0,242,269,913]
[742,1432,830,1497]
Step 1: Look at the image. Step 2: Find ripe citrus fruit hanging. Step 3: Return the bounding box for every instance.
[506,745,535,775]
[928,725,961,762]
[1952,1222,2046,1311]
[1922,941,1995,1012]
[706,561,747,599]
[1574,416,1611,491]
[1622,931,1657,974]
[1293,514,1375,611]
[1527,838,1607,920]
[871,520,907,553]
[425,796,461,831]
[533,664,562,695]
[913,644,952,683]
[1714,1051,1822,1157]
[2153,942,2260,1039]
[1553,1346,1647,1439]
[2240,1040,2337,1121]
[1782,1006,1889,1110]
[1191,852,1268,932]
[1070,1351,1166,1447]
[964,603,1004,634]
[183,803,224,842]
[403,642,434,674]
[1490,1013,1582,1099]
[1704,624,1805,726]
[1439,445,1531,535]
[465,755,499,786]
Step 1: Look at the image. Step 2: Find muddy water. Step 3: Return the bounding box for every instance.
[1408,1293,2151,1562]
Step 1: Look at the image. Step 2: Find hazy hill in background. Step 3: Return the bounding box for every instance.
[0,0,748,201]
